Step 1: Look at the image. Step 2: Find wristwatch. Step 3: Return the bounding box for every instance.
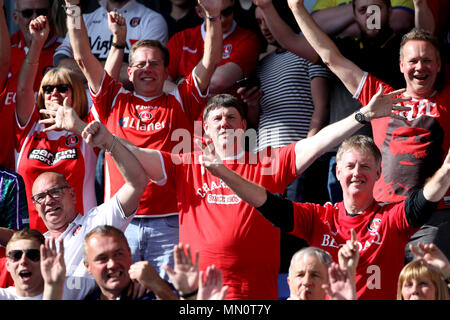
[354,111,369,125]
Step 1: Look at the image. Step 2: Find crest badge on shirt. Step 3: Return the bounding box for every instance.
[65,135,79,147]
[73,224,82,236]
[138,111,153,122]
[222,44,232,59]
[368,218,381,233]
[130,17,141,28]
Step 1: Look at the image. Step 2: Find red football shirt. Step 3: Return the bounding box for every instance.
[161,143,298,299]
[355,73,450,209]
[290,200,417,300]
[167,22,261,81]
[90,71,207,217]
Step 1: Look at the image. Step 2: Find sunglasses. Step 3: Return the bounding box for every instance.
[17,8,49,19]
[42,84,70,94]
[31,186,70,204]
[220,6,234,17]
[7,249,41,262]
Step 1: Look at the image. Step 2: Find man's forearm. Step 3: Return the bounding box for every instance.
[212,164,267,208]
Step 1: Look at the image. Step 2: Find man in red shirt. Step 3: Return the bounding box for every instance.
[63,0,223,282]
[286,0,450,266]
[166,0,261,95]
[200,133,450,299]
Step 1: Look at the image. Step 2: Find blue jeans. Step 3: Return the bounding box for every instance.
[124,216,179,282]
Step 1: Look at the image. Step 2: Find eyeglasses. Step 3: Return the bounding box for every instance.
[17,8,49,19]
[7,249,41,262]
[131,60,164,69]
[42,84,70,94]
[31,186,70,204]
[220,6,234,17]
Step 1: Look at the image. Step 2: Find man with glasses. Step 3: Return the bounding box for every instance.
[166,0,261,95]
[63,0,223,284]
[1,229,66,300]
[29,118,149,299]
[54,0,168,89]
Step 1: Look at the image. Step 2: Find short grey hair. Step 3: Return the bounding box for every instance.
[83,225,130,263]
[288,247,333,278]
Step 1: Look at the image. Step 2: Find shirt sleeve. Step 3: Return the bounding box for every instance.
[404,188,439,228]
[256,191,295,233]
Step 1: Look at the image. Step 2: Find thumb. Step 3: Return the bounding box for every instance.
[63,97,71,108]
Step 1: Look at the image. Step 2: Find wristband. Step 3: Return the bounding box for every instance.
[179,288,198,299]
[106,135,118,154]
[63,4,81,17]
[111,42,126,49]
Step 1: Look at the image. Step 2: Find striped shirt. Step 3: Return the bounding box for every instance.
[256,50,330,150]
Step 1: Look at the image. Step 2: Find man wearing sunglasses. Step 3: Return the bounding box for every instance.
[1,229,66,300]
[166,0,261,95]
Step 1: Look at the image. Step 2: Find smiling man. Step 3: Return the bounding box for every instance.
[199,133,450,300]
[82,225,176,300]
[30,118,149,299]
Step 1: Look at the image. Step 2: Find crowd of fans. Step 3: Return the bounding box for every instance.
[0,0,449,301]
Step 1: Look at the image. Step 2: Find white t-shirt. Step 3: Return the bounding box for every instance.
[0,287,43,300]
[44,194,135,300]
[54,0,168,63]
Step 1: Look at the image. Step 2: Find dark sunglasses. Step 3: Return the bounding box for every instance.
[220,6,234,17]
[42,84,70,94]
[7,249,41,262]
[18,8,49,19]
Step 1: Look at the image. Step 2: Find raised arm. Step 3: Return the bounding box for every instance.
[104,12,127,81]
[82,121,148,216]
[254,0,318,62]
[41,238,66,300]
[192,0,223,93]
[287,0,364,95]
[16,16,49,126]
[293,86,411,176]
[413,0,435,33]
[64,0,105,93]
[310,3,358,37]
[0,0,10,90]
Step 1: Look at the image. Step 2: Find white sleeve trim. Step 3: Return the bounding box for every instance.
[353,71,368,100]
[150,150,168,186]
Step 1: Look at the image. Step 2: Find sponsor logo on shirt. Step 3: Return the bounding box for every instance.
[130,17,141,28]
[207,194,241,205]
[119,117,166,132]
[90,35,129,57]
[223,44,232,59]
[28,148,78,165]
